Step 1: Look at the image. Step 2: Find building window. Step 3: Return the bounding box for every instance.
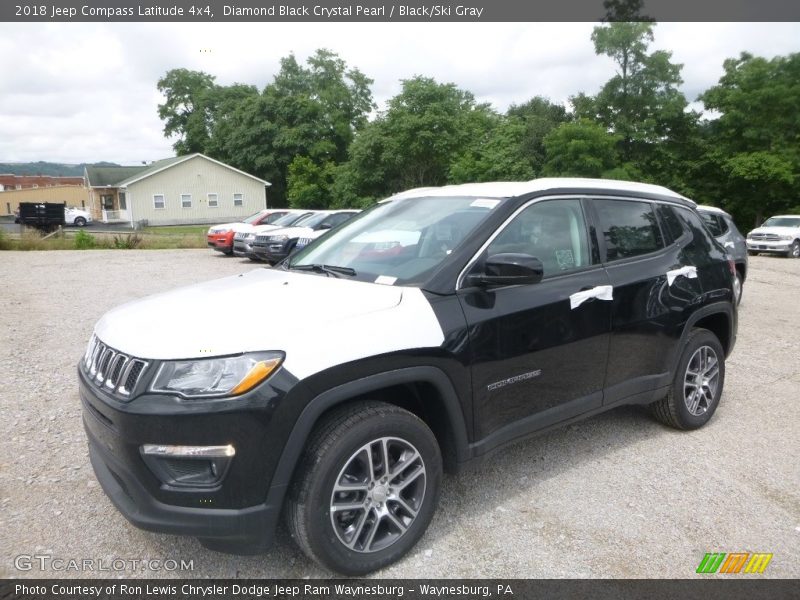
[101,195,114,210]
[181,194,192,208]
[208,193,219,207]
[15,185,21,190]
[233,193,243,207]
[119,192,127,210]
[153,194,165,209]
[6,202,10,215]
[32,184,38,189]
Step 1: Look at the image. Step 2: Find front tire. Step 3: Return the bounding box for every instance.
[790,240,800,258]
[287,402,442,575]
[74,217,87,227]
[651,328,725,430]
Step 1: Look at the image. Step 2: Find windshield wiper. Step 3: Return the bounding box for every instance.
[288,263,356,278]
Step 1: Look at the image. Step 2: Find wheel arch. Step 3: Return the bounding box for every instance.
[683,302,735,358]
[265,366,470,512]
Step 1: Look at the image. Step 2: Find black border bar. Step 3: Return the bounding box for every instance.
[2,579,798,600]
[3,0,800,22]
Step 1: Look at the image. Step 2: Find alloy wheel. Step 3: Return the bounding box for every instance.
[683,345,720,416]
[329,436,426,553]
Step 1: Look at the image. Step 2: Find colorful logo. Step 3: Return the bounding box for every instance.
[696,552,773,574]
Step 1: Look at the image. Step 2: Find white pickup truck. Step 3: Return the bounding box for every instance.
[746,215,800,258]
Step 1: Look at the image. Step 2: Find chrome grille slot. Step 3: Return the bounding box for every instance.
[82,337,148,399]
[96,348,115,382]
[105,354,128,389]
[119,360,147,396]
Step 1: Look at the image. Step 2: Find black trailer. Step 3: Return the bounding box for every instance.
[17,202,66,231]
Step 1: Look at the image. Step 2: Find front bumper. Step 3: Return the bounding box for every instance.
[79,365,293,550]
[207,233,234,253]
[746,240,791,254]
[251,242,290,263]
[232,240,255,257]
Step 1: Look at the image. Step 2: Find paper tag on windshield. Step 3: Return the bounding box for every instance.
[470,198,500,209]
[375,275,397,285]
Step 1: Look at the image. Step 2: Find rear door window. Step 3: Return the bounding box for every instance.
[594,199,664,261]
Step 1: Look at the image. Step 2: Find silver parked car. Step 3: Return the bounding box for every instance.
[697,205,747,305]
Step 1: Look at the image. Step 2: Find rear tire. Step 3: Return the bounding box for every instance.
[651,328,725,430]
[287,402,442,575]
[733,272,743,305]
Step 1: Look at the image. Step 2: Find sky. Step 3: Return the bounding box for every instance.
[1,22,799,165]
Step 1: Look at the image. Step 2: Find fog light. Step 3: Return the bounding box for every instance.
[140,445,235,489]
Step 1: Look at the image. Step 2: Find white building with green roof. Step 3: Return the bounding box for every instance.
[84,153,271,226]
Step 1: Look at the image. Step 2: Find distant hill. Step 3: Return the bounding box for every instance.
[0,161,121,177]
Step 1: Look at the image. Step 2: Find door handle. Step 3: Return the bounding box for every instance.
[666,265,697,286]
[570,285,613,309]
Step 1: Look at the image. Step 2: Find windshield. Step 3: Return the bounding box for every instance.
[272,212,311,226]
[243,211,267,224]
[762,217,800,227]
[288,196,506,286]
[292,212,331,229]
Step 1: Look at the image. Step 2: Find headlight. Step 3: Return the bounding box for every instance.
[151,352,284,398]
[244,233,255,241]
[746,233,753,240]
[779,234,793,241]
[268,235,289,243]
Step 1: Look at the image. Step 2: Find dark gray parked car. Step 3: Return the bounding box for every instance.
[698,205,747,305]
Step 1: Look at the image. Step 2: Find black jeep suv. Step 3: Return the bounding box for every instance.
[79,178,737,574]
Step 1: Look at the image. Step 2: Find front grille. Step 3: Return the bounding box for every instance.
[751,233,780,241]
[234,231,248,240]
[84,335,148,398]
[254,235,269,244]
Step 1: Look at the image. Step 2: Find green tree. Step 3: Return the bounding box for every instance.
[195,50,374,207]
[157,69,219,155]
[699,53,800,225]
[541,119,622,178]
[333,76,492,205]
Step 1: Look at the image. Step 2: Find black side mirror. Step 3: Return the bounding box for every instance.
[316,223,333,231]
[467,253,544,288]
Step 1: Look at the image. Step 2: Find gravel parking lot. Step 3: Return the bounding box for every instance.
[1,250,798,578]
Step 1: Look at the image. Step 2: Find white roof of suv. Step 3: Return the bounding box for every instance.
[388,178,691,203]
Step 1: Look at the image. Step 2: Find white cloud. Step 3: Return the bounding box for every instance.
[0,21,798,164]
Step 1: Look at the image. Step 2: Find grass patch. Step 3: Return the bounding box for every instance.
[0,228,208,251]
[143,225,209,236]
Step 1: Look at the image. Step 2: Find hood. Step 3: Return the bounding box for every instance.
[748,226,800,236]
[250,223,285,234]
[96,268,403,361]
[208,222,255,234]
[94,268,446,380]
[268,226,313,238]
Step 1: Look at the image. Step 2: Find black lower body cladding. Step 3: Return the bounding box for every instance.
[78,365,301,549]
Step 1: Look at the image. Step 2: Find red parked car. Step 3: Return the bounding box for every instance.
[207,210,290,255]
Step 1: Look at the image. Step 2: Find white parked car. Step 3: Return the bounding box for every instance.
[65,206,92,227]
[746,215,800,258]
[232,211,317,259]
[251,210,359,264]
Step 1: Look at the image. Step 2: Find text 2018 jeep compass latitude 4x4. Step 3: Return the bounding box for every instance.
[79,178,737,574]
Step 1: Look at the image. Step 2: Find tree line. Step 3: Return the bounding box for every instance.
[156,21,800,229]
